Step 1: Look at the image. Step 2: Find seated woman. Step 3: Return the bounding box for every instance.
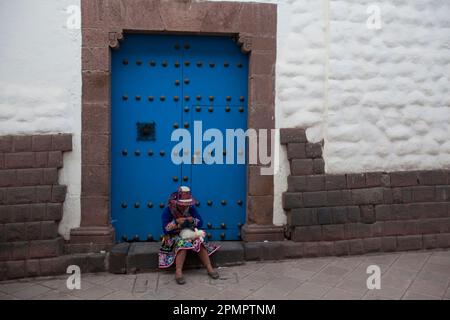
[158,186,220,284]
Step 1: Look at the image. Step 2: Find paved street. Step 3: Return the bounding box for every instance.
[1,249,449,300]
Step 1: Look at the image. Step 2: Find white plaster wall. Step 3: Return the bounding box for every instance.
[325,0,450,174]
[2,0,450,234]
[0,0,81,239]
[222,0,450,226]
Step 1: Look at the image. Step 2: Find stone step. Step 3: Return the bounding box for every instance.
[244,235,450,261]
[0,252,106,280]
[0,237,64,261]
[109,241,245,274]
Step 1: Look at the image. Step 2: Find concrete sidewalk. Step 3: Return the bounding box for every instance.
[0,249,449,300]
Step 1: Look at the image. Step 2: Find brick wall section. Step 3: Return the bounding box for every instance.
[281,128,450,256]
[0,134,72,280]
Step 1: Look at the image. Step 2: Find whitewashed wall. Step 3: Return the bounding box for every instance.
[0,0,81,239]
[1,0,449,236]
[326,0,450,174]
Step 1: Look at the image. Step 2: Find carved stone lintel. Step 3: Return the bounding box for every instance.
[109,31,124,49]
[237,34,252,54]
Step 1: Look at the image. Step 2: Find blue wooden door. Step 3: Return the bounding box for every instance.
[111,34,248,242]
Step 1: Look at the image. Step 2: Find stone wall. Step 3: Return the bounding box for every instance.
[0,134,73,279]
[281,128,450,256]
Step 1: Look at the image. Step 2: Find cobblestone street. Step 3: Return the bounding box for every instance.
[1,249,449,300]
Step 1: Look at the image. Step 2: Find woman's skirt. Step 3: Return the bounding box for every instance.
[158,235,221,269]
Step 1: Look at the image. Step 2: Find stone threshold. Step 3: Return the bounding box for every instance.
[3,239,448,280]
[109,241,246,274]
[108,238,450,274]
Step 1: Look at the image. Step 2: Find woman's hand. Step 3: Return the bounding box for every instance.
[176,217,186,225]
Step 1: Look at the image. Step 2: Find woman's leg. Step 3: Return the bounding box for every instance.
[197,246,215,273]
[175,250,187,278]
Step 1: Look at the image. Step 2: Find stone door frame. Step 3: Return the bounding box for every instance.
[72,0,282,249]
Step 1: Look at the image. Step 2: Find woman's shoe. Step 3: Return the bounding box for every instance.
[175,276,186,285]
[207,271,220,279]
